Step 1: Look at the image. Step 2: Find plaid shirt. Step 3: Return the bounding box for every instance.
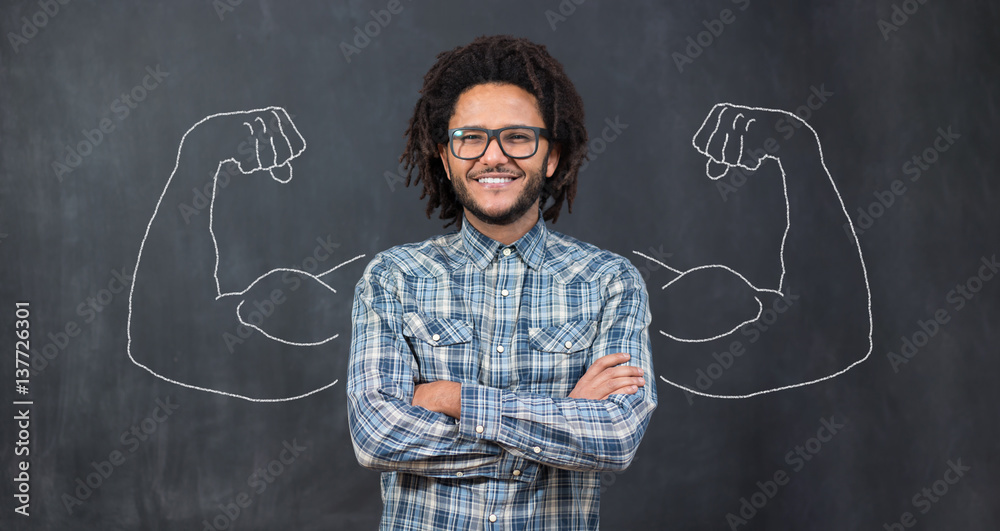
[347,214,657,530]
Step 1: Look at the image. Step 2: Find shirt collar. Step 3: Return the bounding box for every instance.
[460,212,547,271]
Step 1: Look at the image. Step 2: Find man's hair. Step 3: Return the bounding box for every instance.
[401,35,588,228]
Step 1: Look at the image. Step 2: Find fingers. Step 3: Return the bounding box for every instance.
[693,103,774,178]
[570,352,646,400]
[723,112,748,163]
[584,353,641,384]
[255,116,279,169]
[235,120,261,174]
[588,352,631,373]
[271,107,306,158]
[600,366,644,388]
[692,103,727,152]
[600,373,646,399]
[588,355,645,397]
[267,112,293,164]
[705,126,728,163]
[703,107,746,165]
[597,363,643,379]
[603,379,645,399]
[237,118,277,173]
[236,107,306,175]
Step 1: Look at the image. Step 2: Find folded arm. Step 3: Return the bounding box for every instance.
[347,255,503,477]
[457,262,657,472]
[347,255,657,476]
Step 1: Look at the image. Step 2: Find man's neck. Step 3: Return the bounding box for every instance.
[465,208,539,246]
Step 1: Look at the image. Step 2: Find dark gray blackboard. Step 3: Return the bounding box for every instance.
[2,1,998,529]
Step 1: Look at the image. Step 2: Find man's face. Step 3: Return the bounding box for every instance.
[438,83,560,227]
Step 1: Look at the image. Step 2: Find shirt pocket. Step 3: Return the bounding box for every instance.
[402,312,474,383]
[522,319,598,395]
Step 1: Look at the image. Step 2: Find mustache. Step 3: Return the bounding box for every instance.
[469,166,525,179]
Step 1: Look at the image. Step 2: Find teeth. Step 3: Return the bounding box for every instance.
[479,177,513,184]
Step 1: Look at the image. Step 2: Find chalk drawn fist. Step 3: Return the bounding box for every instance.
[219,106,306,183]
[692,103,805,179]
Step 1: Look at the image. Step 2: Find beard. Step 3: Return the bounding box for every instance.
[448,152,549,226]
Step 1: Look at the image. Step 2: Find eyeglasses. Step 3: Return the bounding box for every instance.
[445,126,551,160]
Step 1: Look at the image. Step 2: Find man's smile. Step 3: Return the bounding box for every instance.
[471,171,521,189]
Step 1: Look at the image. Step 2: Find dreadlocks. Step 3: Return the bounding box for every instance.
[401,35,588,228]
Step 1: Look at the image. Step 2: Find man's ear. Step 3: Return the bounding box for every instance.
[437,144,451,180]
[545,143,561,178]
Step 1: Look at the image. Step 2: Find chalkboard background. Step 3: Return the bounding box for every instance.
[2,1,998,529]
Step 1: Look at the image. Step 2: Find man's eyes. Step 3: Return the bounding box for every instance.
[503,133,532,142]
[454,129,534,142]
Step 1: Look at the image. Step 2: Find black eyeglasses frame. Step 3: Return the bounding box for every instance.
[444,126,551,160]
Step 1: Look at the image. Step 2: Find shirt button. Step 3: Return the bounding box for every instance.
[532,446,541,454]
[512,469,521,476]
[496,345,504,353]
[456,471,464,477]
[501,289,509,296]
[489,514,497,523]
[476,425,484,434]
[564,341,573,349]
[502,248,511,256]
[431,333,440,341]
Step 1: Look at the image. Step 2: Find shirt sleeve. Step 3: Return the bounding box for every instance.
[347,253,509,478]
[458,258,658,472]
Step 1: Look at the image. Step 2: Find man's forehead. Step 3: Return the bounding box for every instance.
[449,82,545,125]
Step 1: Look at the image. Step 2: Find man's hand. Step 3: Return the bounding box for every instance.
[413,381,462,419]
[569,353,645,400]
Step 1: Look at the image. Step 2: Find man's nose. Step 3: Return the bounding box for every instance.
[478,137,509,166]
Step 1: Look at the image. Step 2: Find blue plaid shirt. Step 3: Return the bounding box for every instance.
[347,214,657,530]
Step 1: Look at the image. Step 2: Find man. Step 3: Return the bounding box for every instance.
[347,35,656,530]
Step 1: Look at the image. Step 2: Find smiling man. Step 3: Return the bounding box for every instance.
[347,35,657,530]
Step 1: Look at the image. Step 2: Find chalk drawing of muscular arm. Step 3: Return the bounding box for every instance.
[635,103,872,398]
[128,107,362,401]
